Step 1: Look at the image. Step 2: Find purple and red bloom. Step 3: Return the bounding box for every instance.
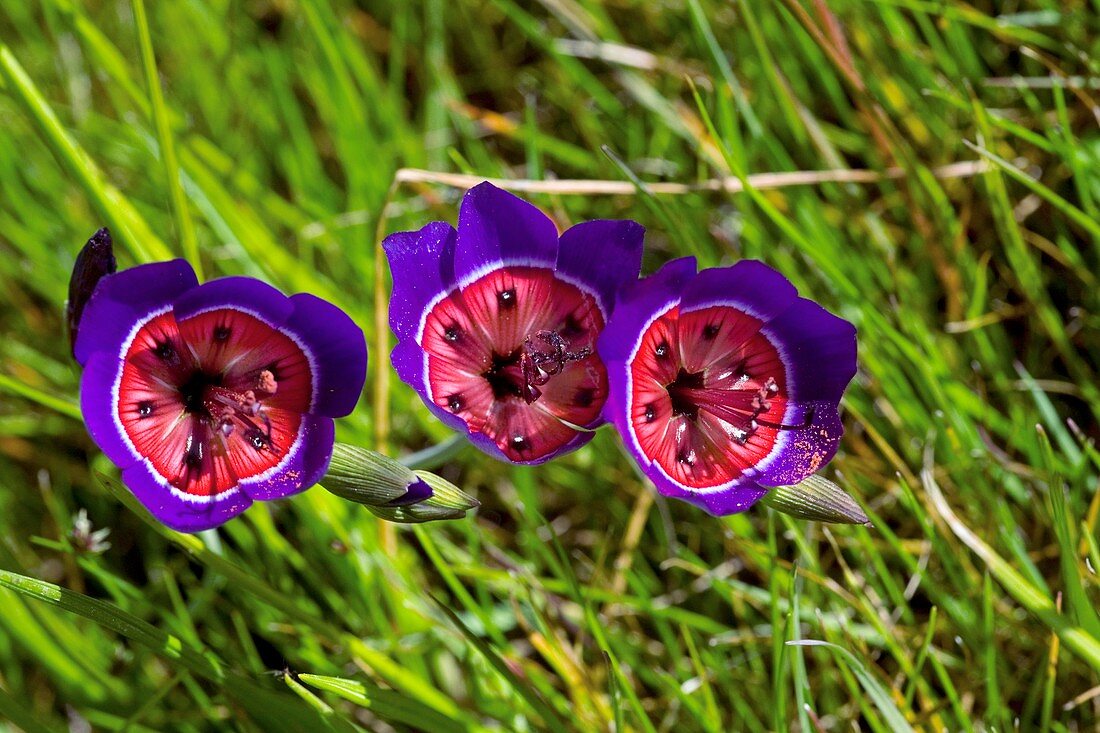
[384,182,643,464]
[599,257,857,515]
[74,256,366,532]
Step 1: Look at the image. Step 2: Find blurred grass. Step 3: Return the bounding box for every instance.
[0,0,1098,730]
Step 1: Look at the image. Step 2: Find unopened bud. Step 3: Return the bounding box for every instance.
[321,443,478,523]
[759,475,870,525]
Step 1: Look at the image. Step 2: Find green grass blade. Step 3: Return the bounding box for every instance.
[788,641,914,733]
[0,569,220,680]
[0,46,170,263]
[298,674,471,733]
[430,596,568,730]
[129,0,201,277]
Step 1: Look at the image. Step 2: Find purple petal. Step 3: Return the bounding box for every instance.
[240,414,335,501]
[454,183,558,284]
[74,260,197,366]
[556,220,645,315]
[679,260,798,321]
[390,339,428,397]
[751,401,845,487]
[459,428,511,463]
[80,352,140,469]
[383,222,458,342]
[284,293,367,417]
[385,477,433,506]
[760,298,857,403]
[121,460,252,533]
[697,484,769,515]
[172,276,294,326]
[528,430,597,465]
[597,256,697,366]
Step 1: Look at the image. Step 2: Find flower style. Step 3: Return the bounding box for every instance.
[384,182,644,464]
[74,256,366,532]
[599,258,856,515]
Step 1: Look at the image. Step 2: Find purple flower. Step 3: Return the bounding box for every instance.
[384,182,644,464]
[74,257,367,532]
[598,258,856,515]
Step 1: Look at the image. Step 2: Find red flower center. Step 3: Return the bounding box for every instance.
[422,266,607,462]
[629,305,791,489]
[116,308,314,496]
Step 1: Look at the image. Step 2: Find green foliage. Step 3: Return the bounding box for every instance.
[0,0,1097,729]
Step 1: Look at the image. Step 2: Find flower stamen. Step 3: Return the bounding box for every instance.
[191,369,282,454]
[520,329,590,404]
[666,373,810,444]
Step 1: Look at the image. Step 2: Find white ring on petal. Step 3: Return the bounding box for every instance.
[111,305,173,468]
[110,307,244,506]
[622,299,675,474]
[237,418,307,490]
[132,420,305,507]
[112,304,314,504]
[622,298,796,495]
[139,460,245,505]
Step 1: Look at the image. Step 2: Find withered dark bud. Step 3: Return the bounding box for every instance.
[67,228,116,358]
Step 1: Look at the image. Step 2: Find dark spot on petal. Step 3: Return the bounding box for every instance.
[677,448,696,466]
[703,324,720,340]
[184,435,204,468]
[444,325,461,343]
[155,341,176,361]
[655,341,669,358]
[574,387,596,408]
[644,403,656,422]
[447,394,464,412]
[213,325,231,342]
[247,430,269,450]
[561,315,585,339]
[497,288,516,310]
[511,435,529,452]
[137,401,154,418]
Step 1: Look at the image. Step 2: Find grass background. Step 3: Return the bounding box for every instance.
[1,0,1098,730]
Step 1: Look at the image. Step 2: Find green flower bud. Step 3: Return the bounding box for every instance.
[759,474,869,525]
[321,443,478,523]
